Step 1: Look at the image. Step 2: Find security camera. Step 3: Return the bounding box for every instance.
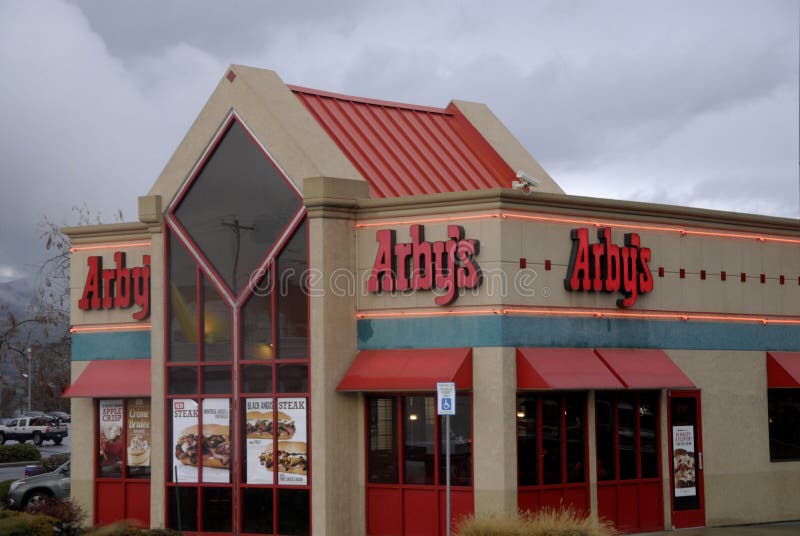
[512,170,540,190]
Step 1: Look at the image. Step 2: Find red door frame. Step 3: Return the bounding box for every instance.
[595,391,663,533]
[667,389,705,528]
[364,394,475,536]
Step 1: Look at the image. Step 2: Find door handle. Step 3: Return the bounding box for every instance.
[698,452,703,471]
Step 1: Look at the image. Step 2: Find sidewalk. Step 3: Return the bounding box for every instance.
[640,522,800,535]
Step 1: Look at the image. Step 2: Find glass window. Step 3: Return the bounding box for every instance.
[168,487,198,532]
[368,398,398,484]
[516,395,538,486]
[595,394,615,481]
[403,396,435,485]
[618,394,637,480]
[240,364,273,394]
[367,394,473,489]
[203,274,231,361]
[596,391,660,483]
[168,367,197,395]
[640,393,659,478]
[97,399,152,480]
[517,393,587,487]
[202,366,231,394]
[241,488,273,534]
[202,487,232,532]
[439,396,472,486]
[565,394,586,483]
[242,272,273,361]
[169,232,197,362]
[173,120,303,295]
[277,364,308,393]
[768,389,800,461]
[278,489,310,536]
[277,222,308,359]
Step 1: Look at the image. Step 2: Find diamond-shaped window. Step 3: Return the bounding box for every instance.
[173,119,302,296]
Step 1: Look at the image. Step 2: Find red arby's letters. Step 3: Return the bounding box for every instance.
[565,227,654,307]
[367,224,481,305]
[78,252,151,320]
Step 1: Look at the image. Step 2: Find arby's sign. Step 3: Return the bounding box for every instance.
[78,252,151,320]
[564,227,654,307]
[367,224,481,305]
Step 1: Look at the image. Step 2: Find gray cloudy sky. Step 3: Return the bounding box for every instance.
[0,1,797,282]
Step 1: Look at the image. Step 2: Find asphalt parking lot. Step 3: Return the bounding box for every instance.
[0,424,71,481]
[641,522,800,536]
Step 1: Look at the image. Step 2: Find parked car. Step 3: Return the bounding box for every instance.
[7,460,71,511]
[46,411,71,424]
[0,416,69,445]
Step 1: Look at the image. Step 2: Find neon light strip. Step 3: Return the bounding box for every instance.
[355,214,499,228]
[70,242,151,253]
[70,323,152,333]
[354,210,800,244]
[500,212,800,244]
[356,307,800,325]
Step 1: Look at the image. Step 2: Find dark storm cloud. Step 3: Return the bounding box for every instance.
[0,0,797,282]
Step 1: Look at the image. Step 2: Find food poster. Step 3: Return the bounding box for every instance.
[172,398,199,483]
[202,398,232,483]
[672,425,697,497]
[99,399,124,477]
[245,397,308,485]
[126,398,151,470]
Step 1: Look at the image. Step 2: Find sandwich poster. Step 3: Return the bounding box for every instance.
[98,399,124,477]
[172,398,199,483]
[672,425,697,497]
[245,397,308,485]
[126,398,151,469]
[202,398,231,483]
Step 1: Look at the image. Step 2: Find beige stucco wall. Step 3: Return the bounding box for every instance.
[147,230,166,528]
[670,350,800,526]
[355,201,800,315]
[307,177,369,535]
[472,346,517,517]
[69,360,93,525]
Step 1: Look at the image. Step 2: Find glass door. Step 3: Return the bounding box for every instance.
[668,390,705,528]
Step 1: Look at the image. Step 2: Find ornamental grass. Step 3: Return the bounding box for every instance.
[455,506,616,536]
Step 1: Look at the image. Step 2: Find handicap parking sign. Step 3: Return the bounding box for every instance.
[437,382,456,415]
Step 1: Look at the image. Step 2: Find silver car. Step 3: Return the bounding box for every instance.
[7,460,70,510]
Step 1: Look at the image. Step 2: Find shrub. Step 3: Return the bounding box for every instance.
[0,443,41,463]
[30,497,86,526]
[456,507,616,536]
[0,478,15,504]
[42,453,70,473]
[0,509,60,536]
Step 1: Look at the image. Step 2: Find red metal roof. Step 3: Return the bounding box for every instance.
[767,352,800,388]
[63,359,151,398]
[337,348,472,391]
[290,85,515,198]
[517,348,624,390]
[594,349,695,389]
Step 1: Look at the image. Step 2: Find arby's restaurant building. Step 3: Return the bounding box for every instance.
[63,65,800,535]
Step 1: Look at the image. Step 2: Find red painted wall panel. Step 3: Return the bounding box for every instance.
[368,487,404,536]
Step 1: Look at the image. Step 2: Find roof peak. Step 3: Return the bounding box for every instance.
[287,84,451,115]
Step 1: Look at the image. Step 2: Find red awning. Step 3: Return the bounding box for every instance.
[63,359,151,398]
[594,349,694,389]
[337,348,472,391]
[767,352,800,388]
[517,348,624,389]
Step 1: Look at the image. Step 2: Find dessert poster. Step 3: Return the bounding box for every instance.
[672,425,697,497]
[126,398,151,469]
[99,399,124,477]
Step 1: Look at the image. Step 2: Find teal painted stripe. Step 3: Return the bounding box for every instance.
[72,330,151,360]
[358,315,800,351]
